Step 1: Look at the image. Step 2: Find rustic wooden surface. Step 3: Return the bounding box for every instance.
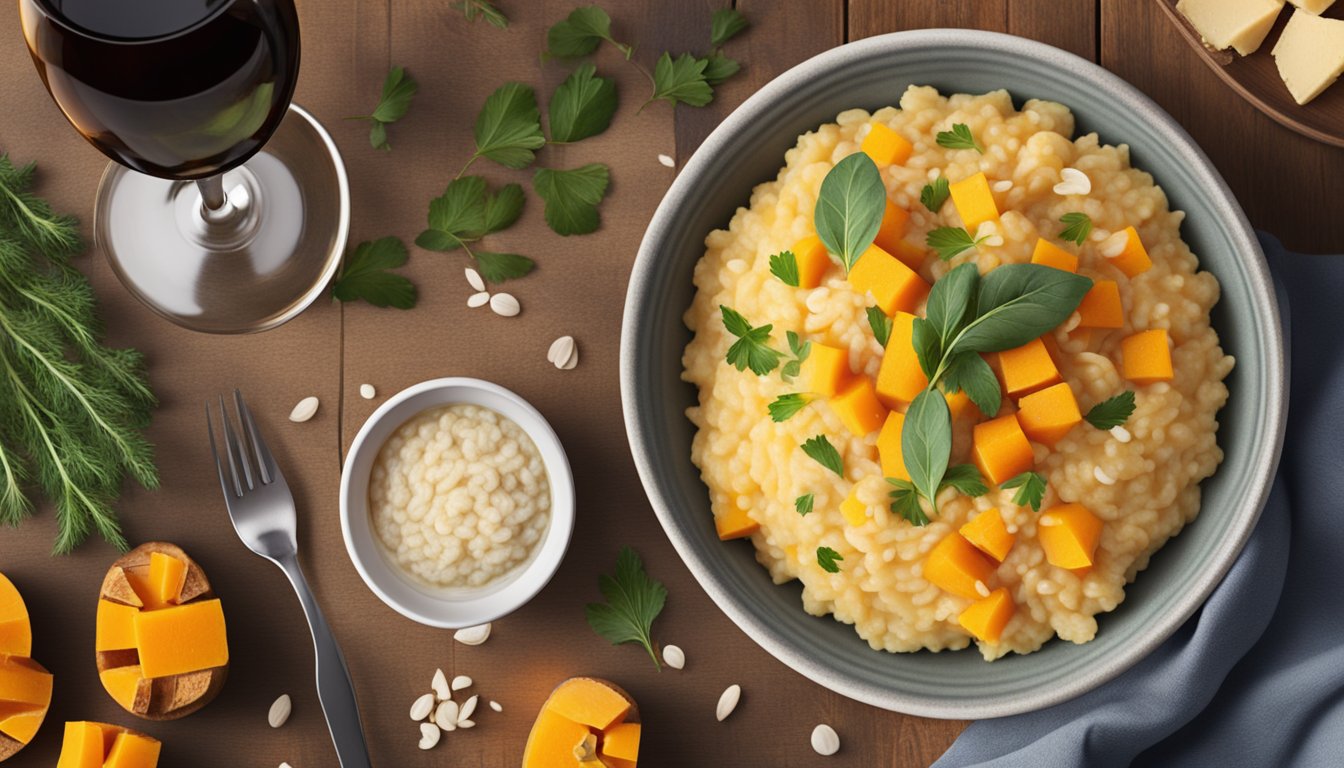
[0,1,1338,767]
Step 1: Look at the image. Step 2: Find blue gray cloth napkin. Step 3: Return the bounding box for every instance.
[936,233,1344,768]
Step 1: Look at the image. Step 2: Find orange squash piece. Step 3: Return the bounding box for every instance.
[1038,503,1104,569]
[830,377,888,437]
[876,412,909,480]
[972,414,1034,486]
[0,654,52,758]
[1105,226,1152,278]
[890,238,928,271]
[98,667,150,716]
[1076,280,1124,329]
[791,235,832,289]
[840,486,868,527]
[875,312,929,409]
[55,722,106,768]
[714,503,758,541]
[998,338,1061,397]
[801,343,852,398]
[949,171,999,230]
[602,722,641,762]
[1015,382,1082,448]
[95,600,139,653]
[945,390,977,420]
[134,599,228,679]
[924,533,997,601]
[546,678,631,731]
[103,731,162,768]
[1122,329,1173,385]
[607,760,637,768]
[1030,239,1079,273]
[0,575,30,660]
[873,200,911,255]
[849,244,930,316]
[860,122,913,166]
[147,553,187,608]
[958,588,1015,644]
[959,509,1015,562]
[57,722,159,768]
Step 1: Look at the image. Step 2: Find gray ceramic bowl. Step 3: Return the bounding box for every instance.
[620,30,1286,718]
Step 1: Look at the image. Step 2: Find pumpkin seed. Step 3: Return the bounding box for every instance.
[268,694,291,728]
[1053,167,1091,196]
[662,644,686,670]
[548,336,578,370]
[431,669,450,701]
[468,291,491,308]
[418,722,440,750]
[658,153,675,168]
[716,684,741,722]
[811,724,840,756]
[288,397,319,423]
[489,700,503,713]
[490,293,520,317]
[359,383,376,400]
[454,623,491,646]
[451,675,473,692]
[465,267,486,292]
[410,692,435,721]
[435,699,459,731]
[458,694,479,722]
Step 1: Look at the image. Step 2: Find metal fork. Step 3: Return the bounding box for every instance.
[207,390,371,767]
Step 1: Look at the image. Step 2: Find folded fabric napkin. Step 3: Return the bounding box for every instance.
[936,233,1344,768]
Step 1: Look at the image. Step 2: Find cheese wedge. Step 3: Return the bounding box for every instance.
[1273,8,1344,105]
[1288,0,1335,14]
[1176,0,1284,56]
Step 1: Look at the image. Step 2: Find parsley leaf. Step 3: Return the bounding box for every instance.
[816,546,844,573]
[701,52,740,86]
[545,5,631,59]
[532,164,610,236]
[720,306,782,375]
[936,123,984,153]
[768,393,810,422]
[795,493,814,516]
[939,464,988,497]
[471,82,545,169]
[710,8,749,47]
[649,52,713,108]
[549,63,617,143]
[1059,212,1093,246]
[867,306,892,347]
[415,176,519,251]
[350,66,417,151]
[453,0,508,28]
[801,435,843,477]
[1001,471,1047,511]
[1086,391,1136,429]
[474,251,535,283]
[333,237,417,309]
[920,176,950,213]
[887,478,930,526]
[584,546,668,669]
[769,251,799,286]
[926,226,988,261]
[781,331,810,381]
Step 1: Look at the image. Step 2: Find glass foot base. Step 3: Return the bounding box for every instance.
[94,103,349,334]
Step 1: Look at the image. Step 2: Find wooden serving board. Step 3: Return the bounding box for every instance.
[1156,0,1344,148]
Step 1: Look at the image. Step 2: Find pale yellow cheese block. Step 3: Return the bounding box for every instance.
[1177,0,1285,55]
[1288,0,1336,15]
[1273,8,1344,104]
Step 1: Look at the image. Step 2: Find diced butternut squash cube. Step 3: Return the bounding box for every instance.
[840,486,868,527]
[1015,382,1082,448]
[873,200,911,255]
[148,553,187,607]
[98,667,149,716]
[133,599,228,679]
[0,708,47,746]
[958,587,1015,644]
[945,390,977,420]
[890,238,928,271]
[924,533,997,601]
[95,600,139,653]
[972,414,1034,486]
[801,343,852,398]
[791,235,832,289]
[715,503,758,541]
[877,412,909,480]
[0,574,30,659]
[1076,280,1124,329]
[1121,329,1173,385]
[522,708,590,768]
[602,722,641,762]
[56,722,107,768]
[103,731,161,768]
[998,338,1061,397]
[831,377,888,437]
[860,122,913,166]
[0,655,52,710]
[959,509,1015,562]
[949,172,999,230]
[1104,226,1152,278]
[546,678,630,731]
[875,312,929,409]
[121,567,169,612]
[1030,239,1078,273]
[849,244,930,316]
[1038,503,1104,569]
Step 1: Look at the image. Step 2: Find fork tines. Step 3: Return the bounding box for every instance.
[207,390,276,498]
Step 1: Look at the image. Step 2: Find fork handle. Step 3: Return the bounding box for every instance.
[276,553,373,768]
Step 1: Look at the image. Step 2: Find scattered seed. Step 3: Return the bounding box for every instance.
[991,179,1013,193]
[410,692,435,721]
[418,722,440,750]
[490,293,520,317]
[431,669,450,701]
[1093,466,1116,485]
[657,153,675,168]
[467,291,491,308]
[288,396,319,423]
[280,763,293,768]
[451,675,473,692]
[268,694,292,728]
[1053,167,1092,196]
[811,723,841,756]
[458,695,479,722]
[662,644,686,670]
[454,623,491,646]
[1110,426,1132,443]
[435,699,459,731]
[458,719,476,729]
[489,700,503,713]
[359,383,376,400]
[716,684,741,722]
[465,267,486,292]
[548,335,578,370]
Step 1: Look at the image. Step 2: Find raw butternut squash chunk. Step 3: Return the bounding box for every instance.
[831,377,888,437]
[924,533,997,601]
[602,722,641,762]
[949,172,999,230]
[525,678,640,768]
[99,667,150,716]
[877,412,909,480]
[148,553,187,608]
[0,654,52,762]
[1030,239,1078,273]
[1016,382,1082,448]
[1076,280,1124,329]
[801,343,851,398]
[972,414,1034,486]
[791,235,831,289]
[890,238,928,271]
[959,509,1015,562]
[55,722,105,768]
[523,708,591,768]
[1121,329,1174,385]
[1039,503,1104,569]
[0,575,30,659]
[840,486,868,527]
[134,600,228,679]
[860,122,913,166]
[95,600,139,653]
[946,390,977,420]
[103,731,162,768]
[998,338,1061,397]
[1104,226,1152,278]
[848,244,930,316]
[546,678,631,731]
[873,200,911,255]
[876,312,929,409]
[958,588,1015,644]
[715,503,758,541]
[0,709,46,749]
[57,722,159,768]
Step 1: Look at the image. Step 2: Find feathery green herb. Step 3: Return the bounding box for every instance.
[769,394,811,423]
[769,251,800,287]
[349,66,417,151]
[333,237,416,309]
[720,306,782,375]
[1085,391,1136,430]
[795,493,814,516]
[887,479,929,526]
[816,546,844,573]
[1001,471,1047,511]
[920,175,951,213]
[1059,212,1093,247]
[781,331,810,382]
[801,435,844,477]
[585,546,668,669]
[935,123,983,153]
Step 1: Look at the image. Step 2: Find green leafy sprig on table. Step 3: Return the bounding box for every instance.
[585,546,668,669]
[415,176,534,283]
[452,0,508,28]
[333,237,417,309]
[349,66,417,151]
[0,156,158,553]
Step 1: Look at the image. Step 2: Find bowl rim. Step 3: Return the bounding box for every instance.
[339,377,575,629]
[619,28,1287,719]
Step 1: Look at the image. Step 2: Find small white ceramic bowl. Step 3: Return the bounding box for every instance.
[340,378,574,628]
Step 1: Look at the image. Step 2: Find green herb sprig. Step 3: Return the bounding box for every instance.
[768,394,811,422]
[720,306,782,375]
[1001,471,1047,511]
[926,226,989,261]
[867,306,892,347]
[585,547,668,669]
[1059,212,1093,246]
[769,251,800,286]
[920,176,950,213]
[333,237,417,309]
[816,546,844,573]
[802,435,843,477]
[781,331,810,381]
[349,66,417,151]
[453,0,508,28]
[1086,391,1136,429]
[795,493,814,516]
[415,176,534,282]
[936,123,984,153]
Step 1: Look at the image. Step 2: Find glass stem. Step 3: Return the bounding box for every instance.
[197,175,228,212]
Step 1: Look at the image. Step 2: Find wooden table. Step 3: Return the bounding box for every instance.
[1,1,1336,766]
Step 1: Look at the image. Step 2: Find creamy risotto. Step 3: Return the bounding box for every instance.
[369,404,550,589]
[682,87,1233,660]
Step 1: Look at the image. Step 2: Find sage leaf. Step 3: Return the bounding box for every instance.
[941,352,1001,417]
[814,152,886,273]
[926,262,979,344]
[901,389,952,510]
[911,317,941,380]
[956,264,1092,353]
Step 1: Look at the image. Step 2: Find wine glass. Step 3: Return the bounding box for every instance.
[19,0,348,333]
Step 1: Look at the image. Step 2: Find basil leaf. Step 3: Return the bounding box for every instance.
[956,264,1093,353]
[911,317,941,380]
[814,152,886,273]
[941,352,1000,416]
[901,389,952,510]
[925,262,979,344]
